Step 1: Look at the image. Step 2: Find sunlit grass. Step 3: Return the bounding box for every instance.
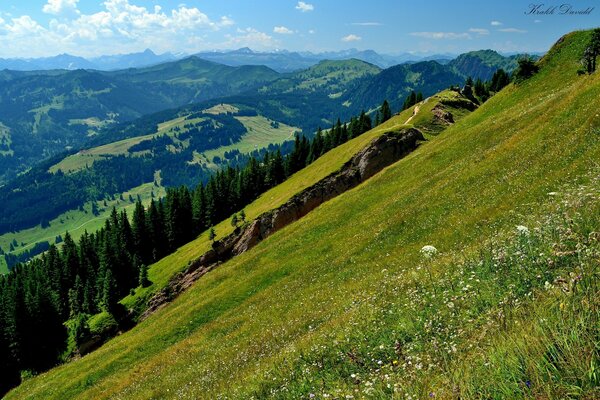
[6,30,600,399]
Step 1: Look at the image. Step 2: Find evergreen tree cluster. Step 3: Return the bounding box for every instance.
[513,57,539,82]
[0,106,378,394]
[581,28,600,74]
[461,69,511,104]
[402,91,424,110]
[488,69,511,92]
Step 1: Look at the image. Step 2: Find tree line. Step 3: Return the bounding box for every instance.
[581,28,600,74]
[0,102,386,395]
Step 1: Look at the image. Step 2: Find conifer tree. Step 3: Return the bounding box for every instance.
[138,264,150,288]
[513,57,539,82]
[380,100,392,122]
[101,269,118,312]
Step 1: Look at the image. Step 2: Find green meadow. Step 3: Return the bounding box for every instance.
[6,31,600,399]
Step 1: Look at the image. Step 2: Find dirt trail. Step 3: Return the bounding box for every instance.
[404,97,430,124]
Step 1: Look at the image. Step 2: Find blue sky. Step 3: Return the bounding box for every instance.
[0,0,597,57]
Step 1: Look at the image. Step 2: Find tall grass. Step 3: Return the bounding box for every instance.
[5,30,599,400]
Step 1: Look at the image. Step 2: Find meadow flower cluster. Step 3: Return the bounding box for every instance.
[243,174,599,399]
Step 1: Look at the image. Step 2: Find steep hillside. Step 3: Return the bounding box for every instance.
[6,30,598,399]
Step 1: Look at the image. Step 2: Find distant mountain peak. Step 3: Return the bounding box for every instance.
[235,47,254,54]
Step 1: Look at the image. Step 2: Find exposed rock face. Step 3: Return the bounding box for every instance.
[141,128,424,320]
[432,104,455,125]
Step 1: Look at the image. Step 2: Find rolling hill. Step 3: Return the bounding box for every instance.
[5,30,598,400]
[0,58,281,183]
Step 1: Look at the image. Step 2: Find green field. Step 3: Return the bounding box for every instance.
[202,103,240,115]
[68,116,116,137]
[29,95,65,134]
[0,180,166,275]
[49,116,198,173]
[196,115,300,166]
[6,31,600,399]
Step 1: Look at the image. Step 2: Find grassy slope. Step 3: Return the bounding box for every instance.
[119,90,457,313]
[8,31,600,399]
[120,112,412,312]
[194,116,300,167]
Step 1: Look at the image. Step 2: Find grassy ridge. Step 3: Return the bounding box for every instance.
[7,31,600,399]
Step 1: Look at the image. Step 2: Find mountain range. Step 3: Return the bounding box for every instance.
[0,47,535,73]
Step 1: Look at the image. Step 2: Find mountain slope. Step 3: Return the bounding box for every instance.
[7,30,599,399]
[448,49,521,80]
[344,61,465,112]
[258,59,381,96]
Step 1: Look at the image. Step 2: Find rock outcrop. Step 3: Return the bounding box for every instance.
[141,128,424,319]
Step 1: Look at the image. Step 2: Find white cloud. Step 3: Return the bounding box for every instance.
[351,22,382,26]
[5,15,46,36]
[43,0,79,16]
[469,28,489,35]
[308,29,315,34]
[273,26,293,34]
[222,27,279,50]
[295,2,314,12]
[534,19,542,23]
[0,0,237,57]
[498,28,527,33]
[341,34,361,42]
[410,31,471,40]
[491,20,503,26]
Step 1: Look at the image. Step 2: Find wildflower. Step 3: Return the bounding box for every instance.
[420,245,438,258]
[544,281,552,290]
[516,225,530,236]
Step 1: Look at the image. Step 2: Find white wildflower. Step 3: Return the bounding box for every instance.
[544,281,552,290]
[420,245,438,258]
[516,225,530,236]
